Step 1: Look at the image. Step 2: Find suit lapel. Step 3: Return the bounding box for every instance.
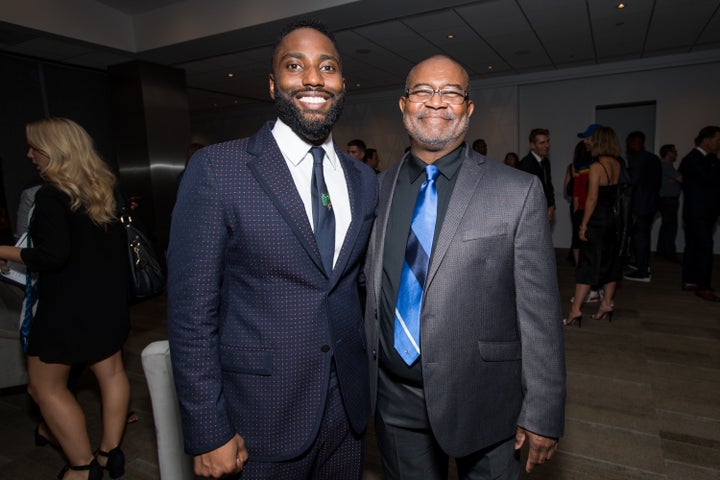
[426,150,485,288]
[246,123,326,274]
[329,150,363,284]
[370,156,406,300]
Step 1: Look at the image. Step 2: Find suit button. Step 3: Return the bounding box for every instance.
[321,344,331,352]
[372,349,377,359]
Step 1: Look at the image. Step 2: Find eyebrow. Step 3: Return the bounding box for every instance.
[280,52,340,63]
[408,82,465,90]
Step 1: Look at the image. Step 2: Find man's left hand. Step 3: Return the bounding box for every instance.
[514,426,558,473]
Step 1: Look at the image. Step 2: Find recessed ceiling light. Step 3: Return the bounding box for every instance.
[356,83,361,87]
[487,65,494,71]
[617,3,625,8]
[447,34,455,39]
[227,73,234,78]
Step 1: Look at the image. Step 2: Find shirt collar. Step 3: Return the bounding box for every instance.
[406,144,465,184]
[531,150,543,163]
[271,118,338,170]
[695,146,708,156]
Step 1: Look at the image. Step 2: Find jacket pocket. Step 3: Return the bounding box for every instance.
[462,223,508,241]
[219,346,273,375]
[477,341,521,361]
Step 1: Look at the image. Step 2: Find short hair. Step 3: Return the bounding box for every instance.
[590,126,622,158]
[347,139,366,151]
[627,130,645,142]
[659,144,675,158]
[405,55,471,98]
[472,139,486,150]
[272,19,339,67]
[529,128,549,143]
[694,125,720,146]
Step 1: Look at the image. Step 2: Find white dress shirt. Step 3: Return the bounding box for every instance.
[271,118,350,268]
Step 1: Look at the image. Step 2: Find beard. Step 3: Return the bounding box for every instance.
[403,110,470,150]
[274,85,345,144]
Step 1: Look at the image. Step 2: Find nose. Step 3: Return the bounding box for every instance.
[27,148,33,159]
[302,65,324,87]
[425,90,447,109]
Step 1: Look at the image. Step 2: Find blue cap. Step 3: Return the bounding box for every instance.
[577,124,600,138]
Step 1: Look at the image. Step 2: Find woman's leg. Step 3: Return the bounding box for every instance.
[89,350,129,455]
[27,356,94,470]
[600,281,616,312]
[568,283,590,319]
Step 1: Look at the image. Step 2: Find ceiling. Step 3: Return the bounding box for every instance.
[1,0,719,112]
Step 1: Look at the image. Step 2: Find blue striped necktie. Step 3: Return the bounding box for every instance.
[310,147,335,275]
[394,164,439,365]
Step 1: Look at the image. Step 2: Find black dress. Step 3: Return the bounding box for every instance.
[576,161,623,286]
[20,185,130,364]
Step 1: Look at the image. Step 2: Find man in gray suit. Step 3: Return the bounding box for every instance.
[364,55,566,479]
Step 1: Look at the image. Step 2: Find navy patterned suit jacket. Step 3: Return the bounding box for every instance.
[168,121,378,460]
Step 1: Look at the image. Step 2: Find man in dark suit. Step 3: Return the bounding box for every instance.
[623,131,662,282]
[364,55,565,480]
[167,20,378,479]
[519,128,556,222]
[679,125,720,301]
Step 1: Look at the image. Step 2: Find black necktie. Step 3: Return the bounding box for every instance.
[310,147,335,275]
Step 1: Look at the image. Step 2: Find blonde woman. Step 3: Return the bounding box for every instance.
[0,118,129,480]
[564,126,624,327]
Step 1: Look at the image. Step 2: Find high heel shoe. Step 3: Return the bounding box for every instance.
[563,315,582,327]
[57,459,103,480]
[592,308,614,322]
[95,447,124,479]
[34,422,58,448]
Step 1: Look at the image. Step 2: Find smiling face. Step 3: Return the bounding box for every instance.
[399,56,474,162]
[269,27,345,144]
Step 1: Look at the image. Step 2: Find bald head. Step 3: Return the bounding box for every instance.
[405,55,470,93]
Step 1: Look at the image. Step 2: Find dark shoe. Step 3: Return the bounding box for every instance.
[57,459,103,480]
[592,307,614,322]
[624,271,651,282]
[34,422,59,448]
[695,289,720,302]
[95,447,124,479]
[682,282,698,291]
[563,315,582,327]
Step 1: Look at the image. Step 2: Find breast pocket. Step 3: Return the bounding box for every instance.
[461,223,508,242]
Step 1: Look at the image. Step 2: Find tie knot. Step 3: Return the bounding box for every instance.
[310,147,325,165]
[424,164,440,182]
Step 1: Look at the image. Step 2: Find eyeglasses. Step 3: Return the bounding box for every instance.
[405,88,468,105]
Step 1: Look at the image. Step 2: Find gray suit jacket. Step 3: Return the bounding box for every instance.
[364,146,566,457]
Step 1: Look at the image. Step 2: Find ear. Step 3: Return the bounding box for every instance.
[398,96,407,114]
[268,73,276,100]
[466,99,475,118]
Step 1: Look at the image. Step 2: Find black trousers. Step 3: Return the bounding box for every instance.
[656,197,679,259]
[631,212,655,276]
[682,215,718,290]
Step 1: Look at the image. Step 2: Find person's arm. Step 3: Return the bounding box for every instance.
[167,148,247,475]
[579,163,601,242]
[513,176,566,472]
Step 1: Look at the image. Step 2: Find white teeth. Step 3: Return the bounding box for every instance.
[299,96,326,104]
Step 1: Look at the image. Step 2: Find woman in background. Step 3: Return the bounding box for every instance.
[503,151,519,168]
[0,118,130,480]
[565,126,624,327]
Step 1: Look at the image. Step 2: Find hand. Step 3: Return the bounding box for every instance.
[0,259,8,273]
[515,427,559,473]
[547,205,555,222]
[579,224,587,241]
[193,434,248,478]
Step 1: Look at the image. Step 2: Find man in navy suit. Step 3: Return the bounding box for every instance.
[679,125,720,301]
[168,19,378,479]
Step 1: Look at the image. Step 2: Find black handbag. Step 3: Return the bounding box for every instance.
[117,202,165,301]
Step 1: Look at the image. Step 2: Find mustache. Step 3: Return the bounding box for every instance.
[289,86,336,98]
[416,111,455,120]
